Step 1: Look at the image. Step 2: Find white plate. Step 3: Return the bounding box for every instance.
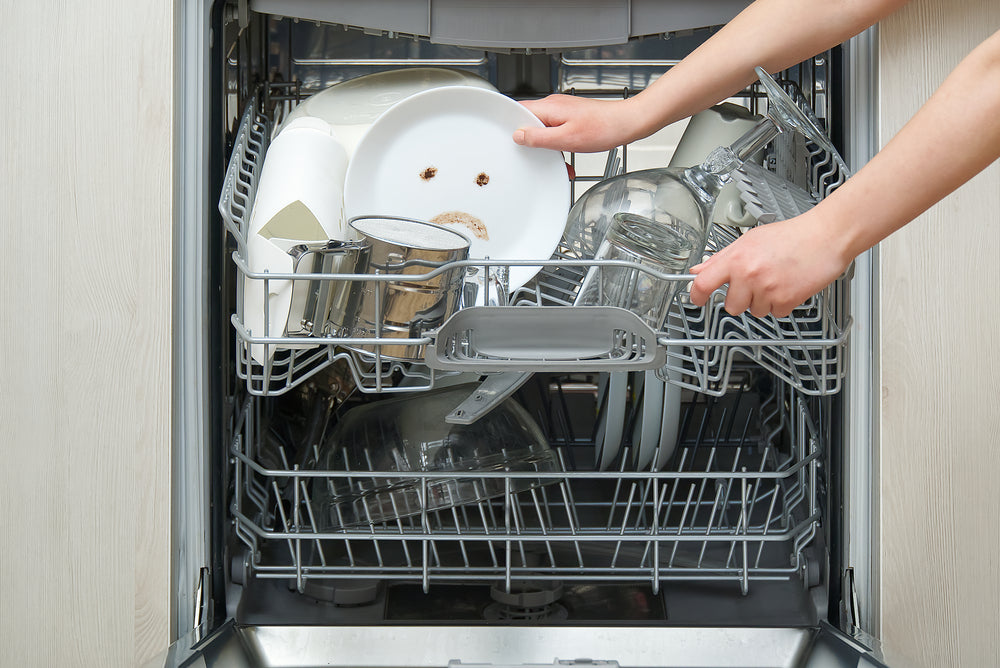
[344,86,570,293]
[595,372,629,471]
[655,363,683,471]
[277,68,497,159]
[634,370,665,471]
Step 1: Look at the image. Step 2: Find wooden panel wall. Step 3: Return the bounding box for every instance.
[878,1,1000,665]
[0,1,173,666]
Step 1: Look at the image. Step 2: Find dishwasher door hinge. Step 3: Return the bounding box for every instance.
[193,566,212,629]
[842,567,861,633]
[841,567,881,652]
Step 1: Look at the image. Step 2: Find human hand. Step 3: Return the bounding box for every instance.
[688,211,851,318]
[513,95,642,153]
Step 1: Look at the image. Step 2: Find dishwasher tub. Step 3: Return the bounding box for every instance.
[165,5,883,667]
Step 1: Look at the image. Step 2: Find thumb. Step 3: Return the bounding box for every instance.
[513,125,570,151]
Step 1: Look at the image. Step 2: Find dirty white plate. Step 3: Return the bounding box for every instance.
[343,86,570,293]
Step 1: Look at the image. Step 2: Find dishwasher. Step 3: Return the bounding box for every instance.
[166,2,882,666]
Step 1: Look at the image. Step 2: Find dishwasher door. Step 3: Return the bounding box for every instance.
[160,619,886,668]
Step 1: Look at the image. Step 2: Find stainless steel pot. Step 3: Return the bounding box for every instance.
[347,215,470,360]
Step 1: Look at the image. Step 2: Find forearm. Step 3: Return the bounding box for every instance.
[819,28,1000,264]
[625,0,908,141]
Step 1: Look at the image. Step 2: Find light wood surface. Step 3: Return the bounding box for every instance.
[0,1,173,666]
[878,1,1000,665]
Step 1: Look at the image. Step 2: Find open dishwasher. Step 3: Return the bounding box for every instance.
[166,3,883,666]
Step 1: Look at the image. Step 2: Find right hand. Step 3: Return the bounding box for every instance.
[513,95,641,153]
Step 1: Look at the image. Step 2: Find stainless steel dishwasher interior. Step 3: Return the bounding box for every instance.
[210,10,861,666]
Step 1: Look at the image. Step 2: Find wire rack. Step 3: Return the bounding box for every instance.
[219,83,850,397]
[231,376,822,596]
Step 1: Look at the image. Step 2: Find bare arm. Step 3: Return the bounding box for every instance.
[514,0,909,151]
[689,28,1000,317]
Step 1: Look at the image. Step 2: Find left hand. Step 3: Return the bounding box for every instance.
[688,210,851,318]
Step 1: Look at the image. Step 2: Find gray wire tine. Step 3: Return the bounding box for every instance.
[472,481,500,568]
[718,408,752,530]
[640,481,671,568]
[740,474,750,595]
[300,480,326,566]
[668,484,697,568]
[698,484,727,568]
[503,476,512,593]
[535,482,557,536]
[554,450,584,536]
[393,510,415,569]
[656,448,690,536]
[510,489,528,568]
[334,446,357,566]
[754,481,782,568]
[555,471,585,569]
[529,488,557,568]
[272,479,297,573]
[350,451,385,569]
[420,509,441,570]
[450,505,471,569]
[688,406,727,530]
[649,476,661,593]
[610,474,639,569]
[725,469,752,574]
[420,477,430,593]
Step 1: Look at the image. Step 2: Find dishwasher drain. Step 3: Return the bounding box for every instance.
[484,580,568,621]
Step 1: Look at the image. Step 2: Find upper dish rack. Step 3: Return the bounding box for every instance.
[219,84,850,398]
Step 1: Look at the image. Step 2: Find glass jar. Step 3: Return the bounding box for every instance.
[575,212,694,331]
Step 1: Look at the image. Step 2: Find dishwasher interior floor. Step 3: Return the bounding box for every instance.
[233,575,823,628]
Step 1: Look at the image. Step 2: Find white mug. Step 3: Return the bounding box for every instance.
[669,103,762,228]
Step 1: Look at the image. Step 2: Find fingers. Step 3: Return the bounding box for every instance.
[688,255,729,307]
[721,279,752,316]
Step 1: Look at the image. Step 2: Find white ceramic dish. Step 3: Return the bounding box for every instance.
[244,117,350,364]
[595,371,629,471]
[278,68,497,159]
[343,86,570,294]
[668,102,763,228]
[654,365,683,471]
[634,370,665,471]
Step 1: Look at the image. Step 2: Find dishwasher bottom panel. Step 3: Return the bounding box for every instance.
[163,620,886,668]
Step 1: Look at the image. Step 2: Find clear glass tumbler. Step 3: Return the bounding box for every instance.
[575,212,694,331]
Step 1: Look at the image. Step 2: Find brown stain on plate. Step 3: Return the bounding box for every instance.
[430,211,489,241]
[475,172,489,186]
[420,166,438,180]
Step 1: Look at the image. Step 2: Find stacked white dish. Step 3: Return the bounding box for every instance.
[246,69,499,364]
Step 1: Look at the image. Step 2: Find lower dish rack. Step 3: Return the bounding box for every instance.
[230,375,824,597]
[220,86,850,398]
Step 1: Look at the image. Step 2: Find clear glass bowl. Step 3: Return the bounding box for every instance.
[309,384,558,529]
